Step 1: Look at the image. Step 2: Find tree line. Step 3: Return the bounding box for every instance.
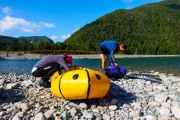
[0,41,96,54]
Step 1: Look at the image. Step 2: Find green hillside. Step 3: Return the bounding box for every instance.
[64,0,180,55]
[18,36,53,44]
[0,35,53,46]
[0,35,54,51]
[0,35,28,47]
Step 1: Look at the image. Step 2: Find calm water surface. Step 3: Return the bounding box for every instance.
[0,57,179,76]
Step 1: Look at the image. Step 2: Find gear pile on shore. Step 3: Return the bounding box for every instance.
[0,72,180,120]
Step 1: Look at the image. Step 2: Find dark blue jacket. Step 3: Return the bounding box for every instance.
[99,40,119,63]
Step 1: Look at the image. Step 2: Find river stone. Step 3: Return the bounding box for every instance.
[158,116,171,120]
[61,111,67,119]
[55,116,61,120]
[92,108,99,113]
[16,103,30,113]
[158,107,171,116]
[148,102,161,107]
[131,103,142,110]
[22,80,33,87]
[123,104,131,108]
[172,102,180,108]
[6,83,19,89]
[12,115,21,120]
[69,107,77,116]
[16,112,24,117]
[103,114,110,120]
[44,109,57,119]
[0,79,4,85]
[79,103,88,109]
[145,81,151,85]
[161,102,171,108]
[154,93,168,102]
[109,105,117,111]
[171,107,180,118]
[34,112,47,120]
[82,111,93,119]
[144,115,156,120]
[0,111,5,119]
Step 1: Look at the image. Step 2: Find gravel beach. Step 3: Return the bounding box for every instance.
[0,72,180,120]
[1,51,180,119]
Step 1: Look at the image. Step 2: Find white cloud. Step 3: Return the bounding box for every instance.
[51,29,78,42]
[0,16,55,33]
[61,33,71,39]
[50,35,58,40]
[0,16,39,33]
[2,6,12,15]
[21,28,33,33]
[40,22,55,28]
[50,34,71,43]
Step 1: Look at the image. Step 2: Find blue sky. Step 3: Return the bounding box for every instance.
[0,0,160,42]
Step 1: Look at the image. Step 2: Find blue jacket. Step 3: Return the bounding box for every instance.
[99,40,119,63]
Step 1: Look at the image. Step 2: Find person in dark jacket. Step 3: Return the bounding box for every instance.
[98,40,127,69]
[31,54,73,88]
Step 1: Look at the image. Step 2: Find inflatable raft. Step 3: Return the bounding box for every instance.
[51,65,83,80]
[51,65,110,100]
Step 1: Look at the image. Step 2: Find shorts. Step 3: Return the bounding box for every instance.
[98,46,109,54]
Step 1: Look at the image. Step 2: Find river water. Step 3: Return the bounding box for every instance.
[0,57,179,76]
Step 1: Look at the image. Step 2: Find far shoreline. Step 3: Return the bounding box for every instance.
[0,51,179,60]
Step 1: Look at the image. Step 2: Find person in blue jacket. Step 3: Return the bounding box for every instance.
[98,40,127,69]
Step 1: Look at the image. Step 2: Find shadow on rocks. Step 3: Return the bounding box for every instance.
[104,82,137,105]
[0,88,25,104]
[71,82,137,109]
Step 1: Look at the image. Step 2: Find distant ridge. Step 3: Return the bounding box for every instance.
[0,35,53,47]
[18,36,53,44]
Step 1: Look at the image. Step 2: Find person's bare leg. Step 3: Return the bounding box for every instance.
[100,54,106,69]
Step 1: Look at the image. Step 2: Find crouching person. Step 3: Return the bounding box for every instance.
[31,54,73,88]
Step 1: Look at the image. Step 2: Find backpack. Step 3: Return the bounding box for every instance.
[106,65,126,79]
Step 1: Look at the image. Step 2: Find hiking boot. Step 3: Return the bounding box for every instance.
[39,79,51,88]
[99,68,107,75]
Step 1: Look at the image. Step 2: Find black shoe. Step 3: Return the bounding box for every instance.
[39,79,51,88]
[99,68,107,75]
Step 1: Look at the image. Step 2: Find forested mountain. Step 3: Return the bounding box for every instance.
[18,36,53,44]
[0,35,24,47]
[0,35,54,51]
[64,0,180,54]
[0,35,53,49]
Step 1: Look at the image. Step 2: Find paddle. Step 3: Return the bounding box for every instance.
[124,74,162,84]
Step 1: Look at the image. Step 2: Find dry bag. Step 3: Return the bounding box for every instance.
[106,65,126,79]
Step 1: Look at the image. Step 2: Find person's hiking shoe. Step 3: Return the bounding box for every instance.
[99,68,107,75]
[39,79,51,88]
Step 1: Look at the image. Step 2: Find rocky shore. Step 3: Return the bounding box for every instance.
[0,72,180,120]
[0,51,179,60]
